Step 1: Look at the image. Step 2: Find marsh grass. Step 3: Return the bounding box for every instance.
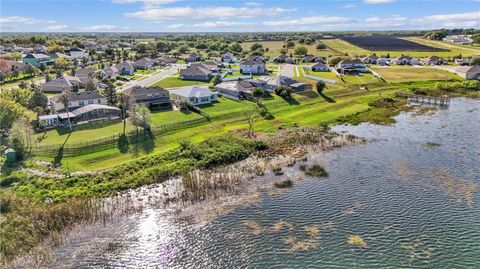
[274,179,293,189]
[304,164,329,178]
[347,235,367,248]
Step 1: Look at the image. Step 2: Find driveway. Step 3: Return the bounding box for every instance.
[120,64,185,91]
[282,64,295,78]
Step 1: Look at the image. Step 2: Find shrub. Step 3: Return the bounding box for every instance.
[274,179,293,188]
[304,164,328,177]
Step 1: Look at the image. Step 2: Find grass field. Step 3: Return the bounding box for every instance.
[321,38,480,58]
[241,41,341,58]
[371,66,461,83]
[304,68,338,79]
[135,69,156,75]
[341,73,382,85]
[151,76,210,88]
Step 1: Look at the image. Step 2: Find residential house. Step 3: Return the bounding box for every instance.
[179,62,220,81]
[310,62,329,72]
[40,104,121,127]
[259,76,311,92]
[391,55,413,65]
[115,61,135,75]
[273,54,290,63]
[410,58,420,65]
[124,86,171,110]
[103,65,119,79]
[49,91,107,112]
[155,55,176,65]
[455,65,480,80]
[443,35,473,45]
[214,79,266,101]
[170,86,218,105]
[337,59,368,74]
[454,58,470,66]
[22,53,53,67]
[362,55,379,64]
[68,47,87,59]
[220,52,236,63]
[301,56,324,63]
[50,52,71,60]
[240,56,266,75]
[33,45,47,53]
[377,58,390,66]
[134,57,155,70]
[423,56,445,65]
[21,47,34,54]
[185,52,204,63]
[76,68,104,87]
[41,75,81,93]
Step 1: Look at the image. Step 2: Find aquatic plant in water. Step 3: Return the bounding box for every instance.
[347,235,367,248]
[303,164,329,178]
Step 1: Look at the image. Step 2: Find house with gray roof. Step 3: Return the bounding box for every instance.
[41,75,81,93]
[455,65,480,80]
[41,104,121,127]
[49,91,107,112]
[170,86,218,105]
[115,61,135,75]
[185,52,204,63]
[179,62,220,81]
[337,58,368,74]
[134,57,155,70]
[214,79,266,101]
[310,62,329,72]
[124,86,171,110]
[240,56,266,75]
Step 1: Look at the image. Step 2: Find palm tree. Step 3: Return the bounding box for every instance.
[61,89,72,131]
[119,93,129,134]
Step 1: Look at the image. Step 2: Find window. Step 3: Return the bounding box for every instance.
[88,99,93,104]
[79,100,85,106]
[189,97,195,102]
[201,97,209,102]
[210,95,215,100]
[97,99,101,103]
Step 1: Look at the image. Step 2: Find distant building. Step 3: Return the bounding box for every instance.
[337,58,368,74]
[310,62,329,72]
[362,55,379,64]
[115,61,135,75]
[423,56,445,65]
[220,52,236,63]
[443,35,473,45]
[179,62,220,81]
[41,75,81,93]
[134,57,155,70]
[185,52,204,63]
[68,47,87,58]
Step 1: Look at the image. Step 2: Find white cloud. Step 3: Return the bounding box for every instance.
[342,4,356,8]
[192,21,257,28]
[423,11,480,21]
[0,16,40,25]
[263,16,351,27]
[415,11,480,28]
[125,6,293,21]
[165,24,184,29]
[242,2,262,6]
[45,24,69,31]
[81,24,117,31]
[363,0,394,4]
[112,0,177,4]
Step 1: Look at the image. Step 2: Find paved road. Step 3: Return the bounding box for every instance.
[282,64,295,78]
[120,64,185,91]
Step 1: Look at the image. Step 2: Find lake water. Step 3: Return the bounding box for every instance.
[38,98,480,268]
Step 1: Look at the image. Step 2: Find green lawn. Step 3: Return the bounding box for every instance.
[150,109,202,126]
[152,76,210,88]
[340,73,381,85]
[224,71,243,78]
[199,97,254,117]
[135,69,156,75]
[371,67,461,83]
[241,41,342,58]
[304,68,338,79]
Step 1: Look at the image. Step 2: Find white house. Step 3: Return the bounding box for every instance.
[443,35,473,45]
[170,86,218,105]
[240,56,266,75]
[49,91,107,112]
[68,47,87,59]
[310,63,329,72]
[455,65,480,80]
[337,58,368,73]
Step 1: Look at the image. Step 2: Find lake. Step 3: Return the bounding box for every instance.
[38,98,480,268]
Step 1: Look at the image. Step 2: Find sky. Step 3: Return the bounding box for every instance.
[0,0,479,32]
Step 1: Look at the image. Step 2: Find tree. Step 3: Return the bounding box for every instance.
[9,117,34,160]
[250,43,263,51]
[279,48,288,55]
[28,85,48,109]
[252,87,265,104]
[0,99,29,129]
[60,90,73,131]
[274,86,292,98]
[316,80,326,93]
[104,82,117,106]
[178,45,190,54]
[244,111,256,138]
[470,55,480,66]
[212,76,222,86]
[316,43,327,50]
[286,41,295,49]
[54,57,69,72]
[118,93,130,134]
[294,46,308,56]
[229,42,243,53]
[328,56,349,66]
[129,105,151,131]
[85,79,97,92]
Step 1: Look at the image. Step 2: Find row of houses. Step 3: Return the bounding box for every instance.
[362,54,473,66]
[214,76,311,101]
[39,85,218,127]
